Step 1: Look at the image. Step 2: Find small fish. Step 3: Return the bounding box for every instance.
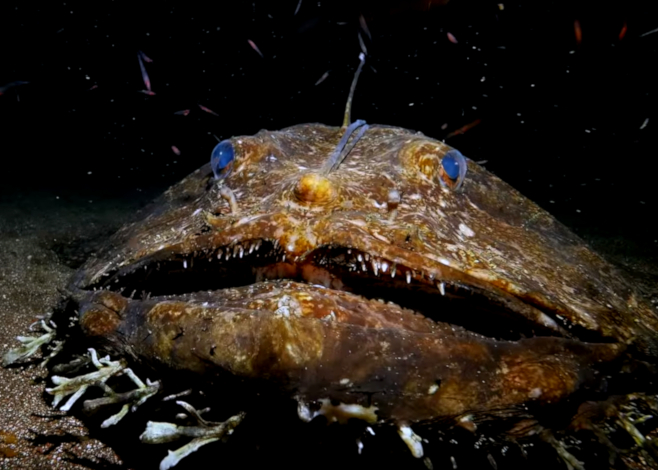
[445,118,482,138]
[138,53,152,92]
[0,81,28,96]
[359,14,372,40]
[139,50,153,63]
[574,20,582,45]
[619,21,628,40]
[172,146,181,156]
[315,71,330,86]
[248,39,264,58]
[447,32,458,44]
[88,84,99,91]
[174,109,191,116]
[294,0,302,15]
[139,90,156,96]
[640,26,658,37]
[199,104,219,116]
[358,33,368,55]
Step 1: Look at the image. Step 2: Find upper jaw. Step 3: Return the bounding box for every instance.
[70,202,638,349]
[75,225,600,344]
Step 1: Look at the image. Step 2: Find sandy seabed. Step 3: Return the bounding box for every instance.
[0,188,155,470]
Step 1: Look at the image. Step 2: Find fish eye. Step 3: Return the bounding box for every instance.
[211,140,235,180]
[439,149,468,191]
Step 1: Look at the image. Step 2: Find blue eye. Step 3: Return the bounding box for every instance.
[211,140,235,180]
[440,149,468,190]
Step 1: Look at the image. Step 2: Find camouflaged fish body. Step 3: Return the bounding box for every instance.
[70,123,658,420]
[6,123,658,467]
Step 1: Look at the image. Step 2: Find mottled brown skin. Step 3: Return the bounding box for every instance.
[69,123,658,429]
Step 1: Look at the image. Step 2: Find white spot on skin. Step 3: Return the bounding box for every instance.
[322,311,336,322]
[529,388,542,398]
[428,383,439,394]
[274,295,302,317]
[339,378,351,386]
[458,223,475,237]
[298,399,378,424]
[233,214,266,227]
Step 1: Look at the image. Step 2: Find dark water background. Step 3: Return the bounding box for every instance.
[1,1,656,224]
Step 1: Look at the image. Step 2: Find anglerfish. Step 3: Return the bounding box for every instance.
[5,68,658,470]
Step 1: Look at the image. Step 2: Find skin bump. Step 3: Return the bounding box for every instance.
[293,172,337,204]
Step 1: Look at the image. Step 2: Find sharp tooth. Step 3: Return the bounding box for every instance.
[381,261,389,273]
[249,243,255,254]
[225,251,231,260]
[183,260,188,269]
[282,254,286,262]
[405,270,411,284]
[239,246,244,258]
[233,245,240,257]
[391,263,396,278]
[347,249,352,254]
[438,282,445,296]
[364,254,370,261]
[361,262,367,272]
[428,273,435,281]
[217,249,223,259]
[357,254,363,262]
[255,240,262,251]
[372,259,379,276]
[397,424,424,459]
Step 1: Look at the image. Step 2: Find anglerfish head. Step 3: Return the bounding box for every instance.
[59,122,658,464]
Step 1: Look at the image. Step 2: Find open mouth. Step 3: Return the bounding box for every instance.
[87,239,602,343]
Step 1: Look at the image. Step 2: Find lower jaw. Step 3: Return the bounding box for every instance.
[76,282,623,425]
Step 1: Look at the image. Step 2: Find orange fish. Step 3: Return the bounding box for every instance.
[619,21,628,40]
[446,118,482,138]
[248,39,264,58]
[574,20,582,45]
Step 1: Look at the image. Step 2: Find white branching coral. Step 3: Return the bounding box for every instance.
[2,319,58,367]
[46,348,159,427]
[140,400,245,470]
